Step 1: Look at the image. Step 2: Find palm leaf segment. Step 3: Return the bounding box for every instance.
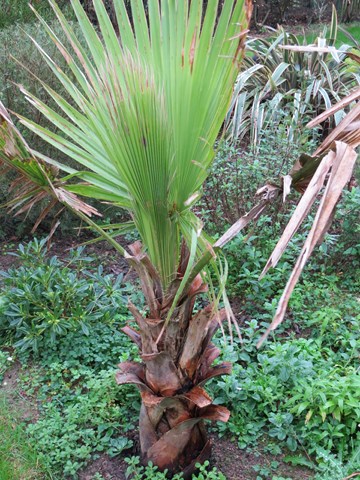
[19,0,251,288]
[0,101,98,231]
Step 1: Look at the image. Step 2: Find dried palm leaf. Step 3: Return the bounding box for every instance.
[0,101,99,237]
[257,91,359,347]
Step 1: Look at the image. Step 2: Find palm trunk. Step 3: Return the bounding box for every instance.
[116,242,231,478]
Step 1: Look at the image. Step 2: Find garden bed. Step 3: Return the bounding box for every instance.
[1,234,359,480]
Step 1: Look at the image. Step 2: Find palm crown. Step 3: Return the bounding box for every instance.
[17,0,251,288]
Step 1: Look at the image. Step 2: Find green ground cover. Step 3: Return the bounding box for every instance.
[0,171,358,479]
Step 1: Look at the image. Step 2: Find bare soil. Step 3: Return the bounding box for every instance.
[76,435,314,480]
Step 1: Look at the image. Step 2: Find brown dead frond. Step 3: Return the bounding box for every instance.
[0,101,100,237]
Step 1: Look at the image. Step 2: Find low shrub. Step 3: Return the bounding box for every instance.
[209,287,360,462]
[18,312,141,477]
[0,238,129,353]
[26,369,135,477]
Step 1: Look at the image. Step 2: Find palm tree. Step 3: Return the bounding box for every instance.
[0,0,253,475]
[0,0,358,476]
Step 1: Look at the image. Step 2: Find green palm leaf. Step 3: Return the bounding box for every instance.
[17,0,251,288]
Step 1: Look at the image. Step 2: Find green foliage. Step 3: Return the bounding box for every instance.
[7,271,139,479]
[0,349,14,383]
[204,192,360,463]
[313,445,360,479]
[39,318,140,371]
[225,18,360,146]
[26,369,135,477]
[0,0,73,29]
[253,460,283,480]
[290,368,360,451]
[0,232,358,477]
[208,267,360,461]
[124,457,226,479]
[192,461,227,480]
[19,319,140,477]
[0,238,129,352]
[200,124,317,232]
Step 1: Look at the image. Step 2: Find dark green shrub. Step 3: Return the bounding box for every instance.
[19,317,140,477]
[0,238,129,352]
[26,368,135,477]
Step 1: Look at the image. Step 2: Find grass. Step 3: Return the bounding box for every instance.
[301,22,360,46]
[0,395,50,480]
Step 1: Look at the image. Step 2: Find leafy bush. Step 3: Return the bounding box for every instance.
[322,186,360,286]
[20,320,140,477]
[0,238,129,352]
[208,265,360,458]
[0,350,14,384]
[26,368,135,477]
[199,129,316,233]
[290,368,360,453]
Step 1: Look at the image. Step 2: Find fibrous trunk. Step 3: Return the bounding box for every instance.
[116,242,231,478]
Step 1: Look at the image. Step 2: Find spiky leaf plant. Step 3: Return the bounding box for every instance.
[225,8,360,147]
